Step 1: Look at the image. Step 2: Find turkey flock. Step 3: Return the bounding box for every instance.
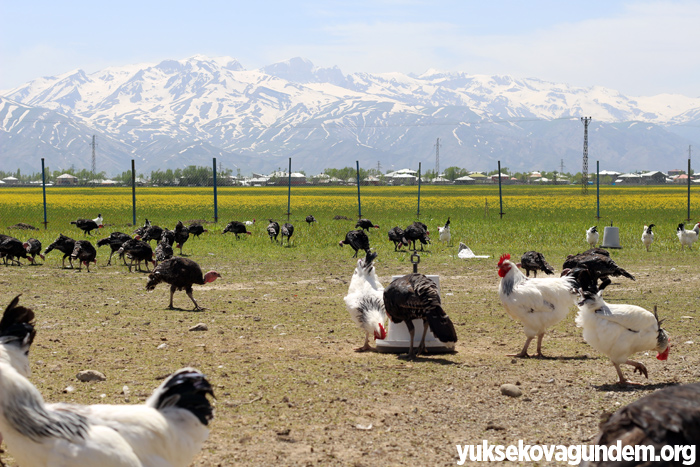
[1,213,699,465]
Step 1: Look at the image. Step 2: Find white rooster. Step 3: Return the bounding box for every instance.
[344,250,387,352]
[641,224,655,252]
[575,289,669,386]
[677,222,699,250]
[497,253,580,358]
[586,226,599,248]
[0,296,215,467]
[438,217,451,245]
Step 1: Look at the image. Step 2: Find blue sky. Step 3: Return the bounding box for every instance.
[1,0,698,96]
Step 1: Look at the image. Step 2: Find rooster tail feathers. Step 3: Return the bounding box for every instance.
[426,307,458,343]
[147,368,215,426]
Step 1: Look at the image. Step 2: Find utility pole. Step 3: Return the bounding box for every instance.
[560,158,565,174]
[435,138,441,176]
[377,161,382,174]
[581,117,591,194]
[91,135,97,185]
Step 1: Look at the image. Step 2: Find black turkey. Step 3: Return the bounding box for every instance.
[404,222,430,251]
[281,223,294,246]
[383,273,457,359]
[97,232,132,265]
[580,382,700,467]
[23,238,44,264]
[563,248,634,291]
[388,226,409,251]
[117,239,155,272]
[355,219,379,231]
[305,215,317,224]
[188,223,207,238]
[70,240,97,272]
[266,220,280,242]
[520,251,555,277]
[70,214,103,235]
[223,221,251,239]
[173,221,190,255]
[339,230,370,258]
[146,257,221,311]
[43,234,76,268]
[0,236,31,265]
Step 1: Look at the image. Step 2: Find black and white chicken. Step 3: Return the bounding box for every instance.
[70,214,103,235]
[343,251,387,352]
[677,222,699,250]
[586,226,599,247]
[438,217,451,245]
[641,224,655,252]
[0,296,214,467]
[383,273,457,359]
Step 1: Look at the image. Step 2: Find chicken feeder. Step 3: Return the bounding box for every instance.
[375,273,456,354]
[601,226,622,249]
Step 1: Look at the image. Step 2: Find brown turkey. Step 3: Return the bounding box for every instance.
[388,226,409,251]
[404,222,430,251]
[70,240,97,272]
[146,257,221,311]
[580,382,700,467]
[383,273,457,359]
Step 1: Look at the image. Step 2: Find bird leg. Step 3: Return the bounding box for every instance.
[168,285,176,309]
[355,333,375,352]
[534,333,546,358]
[417,320,430,356]
[507,336,534,358]
[186,290,203,311]
[107,251,113,265]
[627,360,648,379]
[405,321,416,359]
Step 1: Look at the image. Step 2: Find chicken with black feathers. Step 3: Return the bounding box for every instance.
[383,273,457,359]
[146,257,221,311]
[520,251,555,277]
[339,230,370,258]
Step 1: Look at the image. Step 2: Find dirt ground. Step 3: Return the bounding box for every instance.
[1,246,699,466]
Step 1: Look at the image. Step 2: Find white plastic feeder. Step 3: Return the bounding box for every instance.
[601,226,622,249]
[375,275,456,354]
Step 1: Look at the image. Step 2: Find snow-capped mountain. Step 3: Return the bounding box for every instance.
[1,55,699,175]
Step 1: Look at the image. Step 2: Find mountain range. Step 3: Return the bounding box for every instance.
[1,55,699,176]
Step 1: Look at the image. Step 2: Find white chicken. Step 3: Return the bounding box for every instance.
[438,217,451,245]
[575,289,669,386]
[677,222,699,250]
[93,213,104,227]
[497,254,580,358]
[586,226,599,248]
[343,250,387,352]
[641,224,655,252]
[0,296,215,467]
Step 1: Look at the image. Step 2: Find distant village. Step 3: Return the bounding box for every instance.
[0,166,697,187]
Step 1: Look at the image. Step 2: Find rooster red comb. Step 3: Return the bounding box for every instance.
[498,254,511,266]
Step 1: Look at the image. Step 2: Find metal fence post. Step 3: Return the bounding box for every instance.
[41,158,48,229]
[417,162,422,218]
[131,160,136,226]
[213,157,218,223]
[356,161,362,219]
[287,158,292,222]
